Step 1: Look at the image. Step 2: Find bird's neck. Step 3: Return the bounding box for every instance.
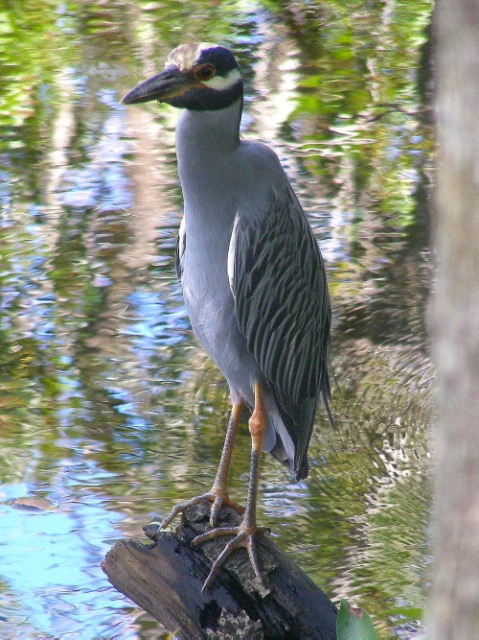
[175,99,243,236]
[176,98,242,160]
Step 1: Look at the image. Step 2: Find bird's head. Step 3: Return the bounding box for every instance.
[121,43,243,111]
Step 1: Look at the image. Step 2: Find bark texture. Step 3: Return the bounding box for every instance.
[102,502,338,639]
[428,1,479,637]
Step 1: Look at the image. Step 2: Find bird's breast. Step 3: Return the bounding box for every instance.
[180,205,234,325]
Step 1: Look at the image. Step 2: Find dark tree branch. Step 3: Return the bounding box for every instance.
[102,502,337,639]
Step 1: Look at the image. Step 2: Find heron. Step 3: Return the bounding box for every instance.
[122,42,331,592]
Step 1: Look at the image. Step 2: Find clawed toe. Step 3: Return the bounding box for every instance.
[209,493,244,526]
[156,494,269,592]
[160,490,244,530]
[160,493,210,529]
[192,524,270,592]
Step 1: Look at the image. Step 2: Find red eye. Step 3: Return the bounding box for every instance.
[197,64,216,81]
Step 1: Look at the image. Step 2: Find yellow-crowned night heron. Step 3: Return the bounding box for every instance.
[122,43,331,591]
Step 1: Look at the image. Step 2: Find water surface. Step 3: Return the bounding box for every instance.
[0,1,433,637]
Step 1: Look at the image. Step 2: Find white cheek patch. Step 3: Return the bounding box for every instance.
[203,68,242,91]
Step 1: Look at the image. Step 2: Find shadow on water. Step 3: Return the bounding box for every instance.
[0,1,433,638]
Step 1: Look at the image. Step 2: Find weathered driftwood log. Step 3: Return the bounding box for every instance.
[102,501,337,639]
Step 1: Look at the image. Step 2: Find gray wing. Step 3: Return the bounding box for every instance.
[229,188,331,477]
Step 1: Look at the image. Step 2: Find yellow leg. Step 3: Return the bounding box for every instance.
[193,381,269,592]
[243,381,266,528]
[160,401,245,531]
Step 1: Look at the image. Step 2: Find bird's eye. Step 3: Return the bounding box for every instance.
[196,64,216,81]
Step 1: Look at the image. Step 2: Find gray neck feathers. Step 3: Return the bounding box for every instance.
[176,99,242,161]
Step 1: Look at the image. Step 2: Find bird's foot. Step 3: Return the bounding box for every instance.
[192,521,270,593]
[160,488,245,530]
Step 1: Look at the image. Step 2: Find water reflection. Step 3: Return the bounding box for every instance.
[1,456,133,630]
[0,1,433,638]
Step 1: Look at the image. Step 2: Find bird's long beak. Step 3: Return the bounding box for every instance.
[121,67,197,105]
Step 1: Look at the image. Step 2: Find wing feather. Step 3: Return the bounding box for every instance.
[230,188,331,475]
[175,216,186,280]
